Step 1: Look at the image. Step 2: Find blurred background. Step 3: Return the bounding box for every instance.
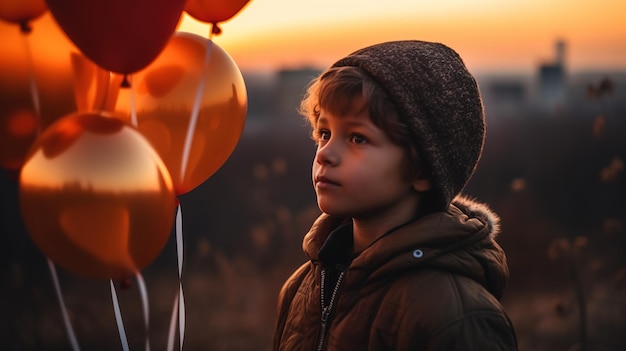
[2,0,626,350]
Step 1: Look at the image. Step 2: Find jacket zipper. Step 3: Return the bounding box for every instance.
[317,268,345,351]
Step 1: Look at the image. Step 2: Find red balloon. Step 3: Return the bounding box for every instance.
[46,0,186,74]
[19,111,177,279]
[185,0,250,25]
[0,0,47,27]
[114,32,248,194]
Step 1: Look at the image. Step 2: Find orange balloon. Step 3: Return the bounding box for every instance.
[115,32,247,194]
[0,13,113,171]
[0,0,47,26]
[185,0,250,25]
[70,52,124,112]
[19,112,177,279]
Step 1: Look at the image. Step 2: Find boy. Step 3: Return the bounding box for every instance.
[273,41,518,350]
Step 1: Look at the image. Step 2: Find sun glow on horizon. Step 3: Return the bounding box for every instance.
[179,0,626,75]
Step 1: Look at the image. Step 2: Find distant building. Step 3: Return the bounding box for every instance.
[274,68,321,119]
[490,80,527,117]
[537,39,567,111]
[478,75,529,118]
[488,80,527,104]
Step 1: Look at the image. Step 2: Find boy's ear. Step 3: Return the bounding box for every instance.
[412,177,431,192]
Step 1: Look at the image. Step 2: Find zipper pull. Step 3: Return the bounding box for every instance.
[321,306,330,322]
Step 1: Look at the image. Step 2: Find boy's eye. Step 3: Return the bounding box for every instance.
[316,129,330,141]
[350,134,367,144]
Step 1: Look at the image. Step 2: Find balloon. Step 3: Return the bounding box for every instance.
[19,112,177,279]
[115,32,247,195]
[46,0,186,75]
[185,0,250,33]
[0,13,111,171]
[0,0,47,29]
[0,13,76,170]
[70,52,124,112]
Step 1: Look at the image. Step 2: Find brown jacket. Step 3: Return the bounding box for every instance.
[274,196,517,350]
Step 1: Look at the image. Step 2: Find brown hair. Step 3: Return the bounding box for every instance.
[299,66,424,180]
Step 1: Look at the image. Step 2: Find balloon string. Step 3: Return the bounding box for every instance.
[110,280,130,351]
[47,259,80,351]
[166,293,179,351]
[21,29,42,134]
[129,74,138,127]
[176,204,185,351]
[179,28,215,182]
[178,285,186,351]
[167,204,186,351]
[136,273,151,351]
[172,28,215,348]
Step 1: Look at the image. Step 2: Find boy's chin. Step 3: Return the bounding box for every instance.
[319,206,353,219]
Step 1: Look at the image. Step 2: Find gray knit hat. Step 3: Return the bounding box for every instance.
[332,40,485,210]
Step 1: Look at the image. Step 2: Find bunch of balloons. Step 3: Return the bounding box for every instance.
[0,0,251,279]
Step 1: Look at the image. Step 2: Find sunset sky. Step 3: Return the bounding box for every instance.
[180,0,626,75]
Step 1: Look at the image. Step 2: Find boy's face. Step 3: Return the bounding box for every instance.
[312,102,421,220]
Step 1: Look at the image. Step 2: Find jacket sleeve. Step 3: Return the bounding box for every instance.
[426,310,518,351]
[273,263,311,351]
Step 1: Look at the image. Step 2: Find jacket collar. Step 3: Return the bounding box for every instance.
[302,195,508,298]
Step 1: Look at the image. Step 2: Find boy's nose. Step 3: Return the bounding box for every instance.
[315,143,339,166]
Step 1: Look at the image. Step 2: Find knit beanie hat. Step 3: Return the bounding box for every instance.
[332,40,485,210]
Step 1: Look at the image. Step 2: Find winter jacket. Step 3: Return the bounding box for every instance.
[273,196,518,351]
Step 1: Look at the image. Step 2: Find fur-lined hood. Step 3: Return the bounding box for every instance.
[303,195,509,299]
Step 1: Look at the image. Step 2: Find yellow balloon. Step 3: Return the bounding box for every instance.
[19,112,177,279]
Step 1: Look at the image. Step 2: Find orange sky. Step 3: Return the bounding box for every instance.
[180,0,626,75]
[1,1,624,76]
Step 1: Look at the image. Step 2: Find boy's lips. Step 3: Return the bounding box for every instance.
[315,175,341,187]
